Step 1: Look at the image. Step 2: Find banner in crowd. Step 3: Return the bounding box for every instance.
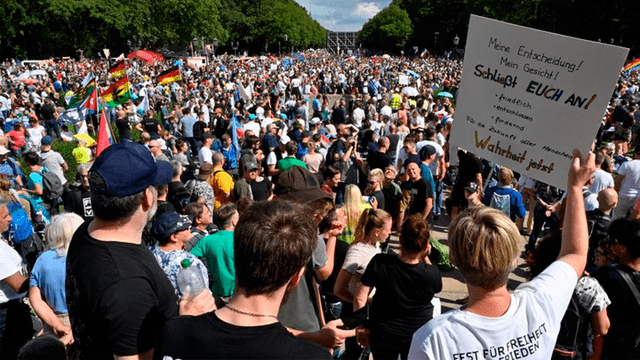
[157,67,181,85]
[108,60,127,79]
[449,15,628,190]
[102,76,132,107]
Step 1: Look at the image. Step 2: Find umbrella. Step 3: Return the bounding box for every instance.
[74,133,96,146]
[438,91,454,98]
[402,87,419,97]
[128,50,164,65]
[30,69,47,76]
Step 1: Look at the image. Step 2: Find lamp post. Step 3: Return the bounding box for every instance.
[434,32,439,56]
[213,37,219,57]
[265,41,269,54]
[284,34,290,56]
[232,41,239,56]
[191,38,198,56]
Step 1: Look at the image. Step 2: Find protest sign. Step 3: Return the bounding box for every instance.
[449,15,628,190]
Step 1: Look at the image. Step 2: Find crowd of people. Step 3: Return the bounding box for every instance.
[0,49,638,359]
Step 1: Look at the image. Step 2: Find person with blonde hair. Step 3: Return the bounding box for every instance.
[29,213,84,346]
[482,167,526,222]
[410,150,596,359]
[338,184,372,244]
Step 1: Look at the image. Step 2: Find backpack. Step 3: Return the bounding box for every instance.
[552,293,590,360]
[35,169,64,203]
[489,191,511,217]
[7,202,33,244]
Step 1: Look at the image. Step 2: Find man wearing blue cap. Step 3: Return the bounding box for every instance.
[65,141,215,359]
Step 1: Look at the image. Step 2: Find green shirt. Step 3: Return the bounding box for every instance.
[277,156,308,173]
[190,230,235,297]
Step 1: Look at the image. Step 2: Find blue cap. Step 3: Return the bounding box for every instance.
[249,114,257,120]
[152,211,192,240]
[41,136,53,145]
[90,141,173,197]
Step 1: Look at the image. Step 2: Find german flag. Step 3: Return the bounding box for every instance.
[108,60,127,79]
[102,76,131,108]
[157,67,181,85]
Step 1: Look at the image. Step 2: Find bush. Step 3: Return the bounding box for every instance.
[53,139,79,184]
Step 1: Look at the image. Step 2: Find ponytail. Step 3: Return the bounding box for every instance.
[353,208,391,245]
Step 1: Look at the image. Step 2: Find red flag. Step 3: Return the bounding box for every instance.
[96,110,114,157]
[79,85,98,112]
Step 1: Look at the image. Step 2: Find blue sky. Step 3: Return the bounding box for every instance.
[294,0,392,32]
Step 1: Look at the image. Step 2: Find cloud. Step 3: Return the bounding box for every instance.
[352,2,381,19]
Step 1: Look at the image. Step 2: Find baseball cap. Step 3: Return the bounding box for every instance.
[243,160,259,171]
[310,117,321,125]
[152,211,192,240]
[419,144,437,160]
[0,146,9,156]
[197,163,214,180]
[90,141,173,197]
[41,136,53,145]
[275,166,331,204]
[464,181,479,193]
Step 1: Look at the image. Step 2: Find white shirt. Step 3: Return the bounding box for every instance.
[352,108,365,127]
[0,239,27,303]
[380,105,392,117]
[409,261,577,360]
[244,121,261,136]
[589,169,614,195]
[198,147,213,165]
[616,159,640,198]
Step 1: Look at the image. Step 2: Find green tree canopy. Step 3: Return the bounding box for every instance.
[358,4,413,52]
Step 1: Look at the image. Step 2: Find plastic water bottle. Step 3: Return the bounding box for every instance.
[177,259,206,299]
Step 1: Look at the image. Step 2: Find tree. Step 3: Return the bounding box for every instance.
[358,4,413,53]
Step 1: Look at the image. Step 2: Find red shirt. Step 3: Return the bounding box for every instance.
[7,130,25,150]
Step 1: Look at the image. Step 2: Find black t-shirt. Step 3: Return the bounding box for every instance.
[141,116,159,134]
[456,151,482,187]
[361,253,442,339]
[193,121,207,141]
[66,185,93,221]
[153,311,330,359]
[249,178,272,201]
[593,264,640,359]
[116,118,131,141]
[622,111,635,129]
[402,178,432,216]
[367,151,391,172]
[40,103,56,121]
[371,189,385,210]
[66,221,178,359]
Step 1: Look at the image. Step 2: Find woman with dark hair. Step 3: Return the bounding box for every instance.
[527,231,611,360]
[593,218,640,359]
[354,215,442,360]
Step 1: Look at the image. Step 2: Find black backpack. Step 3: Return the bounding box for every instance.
[552,293,590,360]
[35,170,64,204]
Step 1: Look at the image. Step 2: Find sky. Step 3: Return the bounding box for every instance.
[294,0,393,32]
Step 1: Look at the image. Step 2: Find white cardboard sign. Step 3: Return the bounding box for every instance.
[450,15,628,189]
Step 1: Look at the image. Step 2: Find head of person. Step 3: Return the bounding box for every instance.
[151,211,192,247]
[89,141,172,224]
[243,160,259,181]
[234,200,316,298]
[448,206,523,290]
[212,152,225,169]
[41,135,53,151]
[607,218,640,263]
[148,140,162,157]
[354,208,392,245]
[400,214,431,256]
[202,133,214,146]
[184,201,211,228]
[526,231,562,280]
[464,181,481,203]
[285,141,298,156]
[367,168,383,192]
[323,166,341,187]
[23,151,40,167]
[176,140,188,153]
[594,239,619,268]
[403,138,416,154]
[0,198,11,234]
[384,165,398,183]
[222,134,231,147]
[45,213,84,253]
[216,203,239,231]
[406,161,422,182]
[497,167,514,186]
[597,188,618,213]
[419,145,437,163]
[634,144,640,159]
[275,166,333,224]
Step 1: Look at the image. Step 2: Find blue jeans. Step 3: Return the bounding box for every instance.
[45,120,61,139]
[435,179,443,215]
